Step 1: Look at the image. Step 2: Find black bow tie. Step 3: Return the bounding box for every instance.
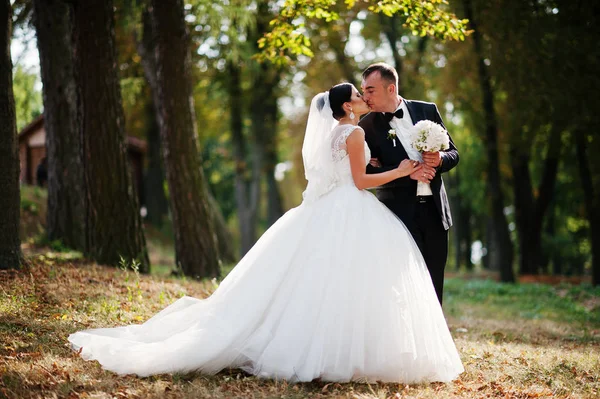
[384,108,404,122]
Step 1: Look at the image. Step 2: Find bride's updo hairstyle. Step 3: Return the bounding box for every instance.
[328,83,353,121]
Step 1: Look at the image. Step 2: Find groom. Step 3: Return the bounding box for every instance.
[359,62,459,304]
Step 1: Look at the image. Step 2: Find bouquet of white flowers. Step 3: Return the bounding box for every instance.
[409,120,450,152]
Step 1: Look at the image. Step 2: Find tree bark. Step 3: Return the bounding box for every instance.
[227,60,259,255]
[143,94,169,227]
[32,0,85,251]
[72,0,149,271]
[263,87,284,227]
[252,0,283,228]
[511,126,561,276]
[509,146,534,274]
[150,0,221,278]
[136,9,168,228]
[251,63,283,228]
[0,0,23,269]
[464,0,514,282]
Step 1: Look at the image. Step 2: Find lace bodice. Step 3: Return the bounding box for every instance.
[330,124,371,185]
[302,124,371,202]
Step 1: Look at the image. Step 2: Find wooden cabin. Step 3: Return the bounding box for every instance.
[18,115,147,203]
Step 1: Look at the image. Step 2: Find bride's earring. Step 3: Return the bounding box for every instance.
[349,109,355,120]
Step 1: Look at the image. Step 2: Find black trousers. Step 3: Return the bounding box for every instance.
[380,195,448,305]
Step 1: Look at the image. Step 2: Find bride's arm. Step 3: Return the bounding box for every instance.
[347,128,421,190]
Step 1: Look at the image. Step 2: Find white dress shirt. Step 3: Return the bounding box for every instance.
[389,100,433,196]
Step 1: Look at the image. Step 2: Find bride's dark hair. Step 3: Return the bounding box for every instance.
[328,83,353,121]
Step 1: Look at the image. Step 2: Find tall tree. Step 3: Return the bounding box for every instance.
[72,0,149,270]
[150,0,221,277]
[0,0,23,269]
[133,9,168,228]
[463,0,514,282]
[142,94,169,227]
[227,59,260,255]
[32,0,86,251]
[510,126,561,276]
[251,0,284,228]
[135,3,235,264]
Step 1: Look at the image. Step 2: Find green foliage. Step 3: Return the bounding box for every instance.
[353,0,470,39]
[119,77,145,108]
[12,65,42,131]
[257,0,470,65]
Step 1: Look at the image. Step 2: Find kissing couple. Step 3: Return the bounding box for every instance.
[68,62,463,384]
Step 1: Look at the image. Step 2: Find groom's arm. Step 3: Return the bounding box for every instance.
[430,103,459,174]
[360,117,386,175]
[361,115,415,186]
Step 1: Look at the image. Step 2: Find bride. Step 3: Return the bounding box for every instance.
[68,83,464,383]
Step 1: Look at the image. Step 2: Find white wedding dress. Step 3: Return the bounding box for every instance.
[68,123,464,383]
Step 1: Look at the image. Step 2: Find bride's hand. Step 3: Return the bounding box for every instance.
[397,159,421,177]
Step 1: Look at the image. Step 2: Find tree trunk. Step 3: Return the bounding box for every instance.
[227,60,259,255]
[0,0,23,269]
[509,146,534,275]
[511,126,561,276]
[263,91,284,226]
[575,128,600,286]
[33,0,85,251]
[464,0,514,282]
[252,0,283,228]
[138,3,233,263]
[72,0,149,271]
[143,95,169,227]
[135,8,168,227]
[150,0,220,278]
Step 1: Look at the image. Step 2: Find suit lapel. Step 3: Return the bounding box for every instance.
[404,99,421,125]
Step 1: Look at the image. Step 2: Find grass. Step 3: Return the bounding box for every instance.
[7,187,599,397]
[1,252,598,399]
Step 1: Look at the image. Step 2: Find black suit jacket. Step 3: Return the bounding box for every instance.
[358,99,459,230]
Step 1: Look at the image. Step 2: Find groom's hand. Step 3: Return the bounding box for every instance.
[410,163,436,183]
[369,158,382,168]
[422,151,442,168]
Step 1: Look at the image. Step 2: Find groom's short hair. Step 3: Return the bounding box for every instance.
[362,63,399,93]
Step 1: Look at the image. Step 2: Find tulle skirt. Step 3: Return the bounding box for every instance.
[68,184,464,383]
